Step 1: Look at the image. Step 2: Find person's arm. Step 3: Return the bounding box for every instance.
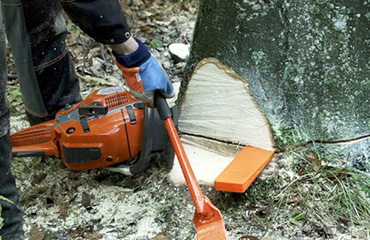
[109,37,138,55]
[61,0,174,106]
[0,9,25,239]
[114,38,174,107]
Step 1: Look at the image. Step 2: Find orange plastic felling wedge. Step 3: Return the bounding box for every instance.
[214,146,275,193]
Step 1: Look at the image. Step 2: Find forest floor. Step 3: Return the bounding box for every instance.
[6,1,369,240]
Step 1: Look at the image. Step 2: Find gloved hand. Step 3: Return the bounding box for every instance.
[114,38,174,107]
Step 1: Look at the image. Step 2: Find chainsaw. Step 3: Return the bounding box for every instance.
[11,86,227,239]
[10,86,178,175]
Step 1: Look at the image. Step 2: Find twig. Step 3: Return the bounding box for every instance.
[274,173,312,200]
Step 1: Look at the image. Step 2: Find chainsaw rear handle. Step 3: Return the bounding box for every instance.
[154,92,172,121]
[127,105,154,175]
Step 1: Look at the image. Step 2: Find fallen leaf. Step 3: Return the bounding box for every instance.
[153,232,172,240]
[304,150,321,171]
[326,167,351,181]
[323,225,334,237]
[239,235,259,240]
[32,172,47,184]
[28,224,45,240]
[288,194,301,205]
[81,192,92,209]
[151,38,163,49]
[82,231,102,240]
[60,202,69,217]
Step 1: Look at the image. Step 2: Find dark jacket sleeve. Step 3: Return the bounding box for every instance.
[61,0,131,44]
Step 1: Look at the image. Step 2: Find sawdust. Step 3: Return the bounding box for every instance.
[13,152,197,239]
[10,114,370,240]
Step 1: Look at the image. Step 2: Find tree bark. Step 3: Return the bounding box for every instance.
[181,0,369,155]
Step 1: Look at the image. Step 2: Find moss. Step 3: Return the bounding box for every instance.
[273,125,306,151]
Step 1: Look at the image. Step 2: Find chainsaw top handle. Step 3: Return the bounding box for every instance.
[154,92,172,120]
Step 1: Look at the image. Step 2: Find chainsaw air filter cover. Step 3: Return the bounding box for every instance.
[55,87,145,170]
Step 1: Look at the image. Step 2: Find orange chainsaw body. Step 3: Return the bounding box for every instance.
[11,87,175,173]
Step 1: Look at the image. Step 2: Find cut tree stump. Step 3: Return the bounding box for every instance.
[168,59,276,187]
[169,0,370,187]
[179,58,274,151]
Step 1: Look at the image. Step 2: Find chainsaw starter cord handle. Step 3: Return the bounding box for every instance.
[154,92,172,120]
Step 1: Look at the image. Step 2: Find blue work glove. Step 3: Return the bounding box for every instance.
[114,38,174,107]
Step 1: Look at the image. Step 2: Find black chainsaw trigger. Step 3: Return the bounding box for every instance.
[79,116,90,133]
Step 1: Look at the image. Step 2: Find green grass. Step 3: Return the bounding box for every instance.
[265,147,370,237]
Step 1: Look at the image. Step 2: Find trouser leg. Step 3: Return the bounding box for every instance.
[3,0,131,125]
[22,0,82,124]
[0,9,24,240]
[2,0,82,125]
[0,134,25,240]
[25,49,82,125]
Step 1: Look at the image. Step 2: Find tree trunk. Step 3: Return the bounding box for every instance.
[169,0,369,184]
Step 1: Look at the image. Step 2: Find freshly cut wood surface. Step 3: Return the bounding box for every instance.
[168,135,239,186]
[179,58,274,151]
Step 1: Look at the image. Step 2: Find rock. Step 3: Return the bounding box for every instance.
[168,43,189,62]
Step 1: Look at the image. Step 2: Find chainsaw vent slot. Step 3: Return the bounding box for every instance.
[104,92,129,109]
[11,125,55,147]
